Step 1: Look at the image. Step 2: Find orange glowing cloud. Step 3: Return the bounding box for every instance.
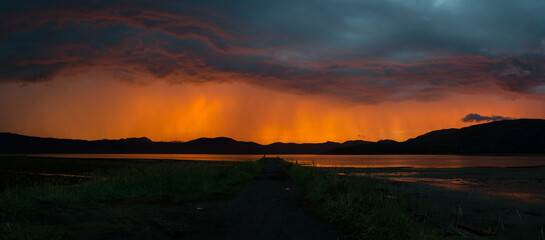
[2,1,545,144]
[0,71,544,144]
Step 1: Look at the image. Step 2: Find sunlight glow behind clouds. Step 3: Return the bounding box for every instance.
[1,0,544,142]
[0,72,543,143]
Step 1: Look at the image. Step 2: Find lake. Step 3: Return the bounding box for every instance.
[27,154,545,168]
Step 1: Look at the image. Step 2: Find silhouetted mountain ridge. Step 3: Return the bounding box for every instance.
[121,137,153,143]
[0,133,369,154]
[2,119,543,154]
[326,119,545,154]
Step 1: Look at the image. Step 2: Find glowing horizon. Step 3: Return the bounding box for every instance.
[1,1,544,143]
[1,71,543,144]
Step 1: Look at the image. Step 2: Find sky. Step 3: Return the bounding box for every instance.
[1,0,544,144]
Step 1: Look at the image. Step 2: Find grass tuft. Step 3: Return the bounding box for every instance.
[282,161,438,240]
[0,161,260,211]
[0,222,64,240]
[0,160,260,239]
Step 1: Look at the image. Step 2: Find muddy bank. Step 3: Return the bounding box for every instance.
[388,180,545,239]
[327,166,545,239]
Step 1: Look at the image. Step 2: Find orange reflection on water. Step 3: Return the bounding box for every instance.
[299,163,424,168]
[285,155,545,168]
[26,172,91,178]
[377,176,545,204]
[488,192,545,204]
[387,177,475,192]
[354,172,421,177]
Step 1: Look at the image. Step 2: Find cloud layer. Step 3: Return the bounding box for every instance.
[1,0,545,103]
[461,113,513,123]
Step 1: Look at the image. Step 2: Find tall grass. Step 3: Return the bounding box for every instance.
[0,160,260,240]
[282,161,437,240]
[0,222,64,240]
[0,161,260,211]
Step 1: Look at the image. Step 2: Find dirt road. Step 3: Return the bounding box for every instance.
[184,158,340,239]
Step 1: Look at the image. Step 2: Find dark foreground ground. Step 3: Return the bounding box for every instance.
[2,158,341,240]
[183,158,340,240]
[390,178,545,239]
[5,155,544,239]
[324,166,545,239]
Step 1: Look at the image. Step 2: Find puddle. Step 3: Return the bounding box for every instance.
[382,176,545,204]
[349,172,422,177]
[387,177,476,192]
[341,171,545,204]
[24,172,91,178]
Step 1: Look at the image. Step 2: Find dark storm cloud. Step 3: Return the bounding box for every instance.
[1,0,545,102]
[493,54,545,93]
[461,113,513,123]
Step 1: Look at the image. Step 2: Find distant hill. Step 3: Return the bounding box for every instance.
[3,119,543,154]
[0,133,369,154]
[326,119,545,154]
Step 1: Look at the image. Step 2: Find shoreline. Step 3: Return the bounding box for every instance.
[320,165,545,239]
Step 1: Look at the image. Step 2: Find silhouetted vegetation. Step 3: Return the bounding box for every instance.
[1,161,260,211]
[0,222,64,240]
[0,157,260,239]
[282,161,438,240]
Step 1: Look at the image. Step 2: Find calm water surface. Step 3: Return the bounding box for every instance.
[282,155,545,168]
[29,154,545,168]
